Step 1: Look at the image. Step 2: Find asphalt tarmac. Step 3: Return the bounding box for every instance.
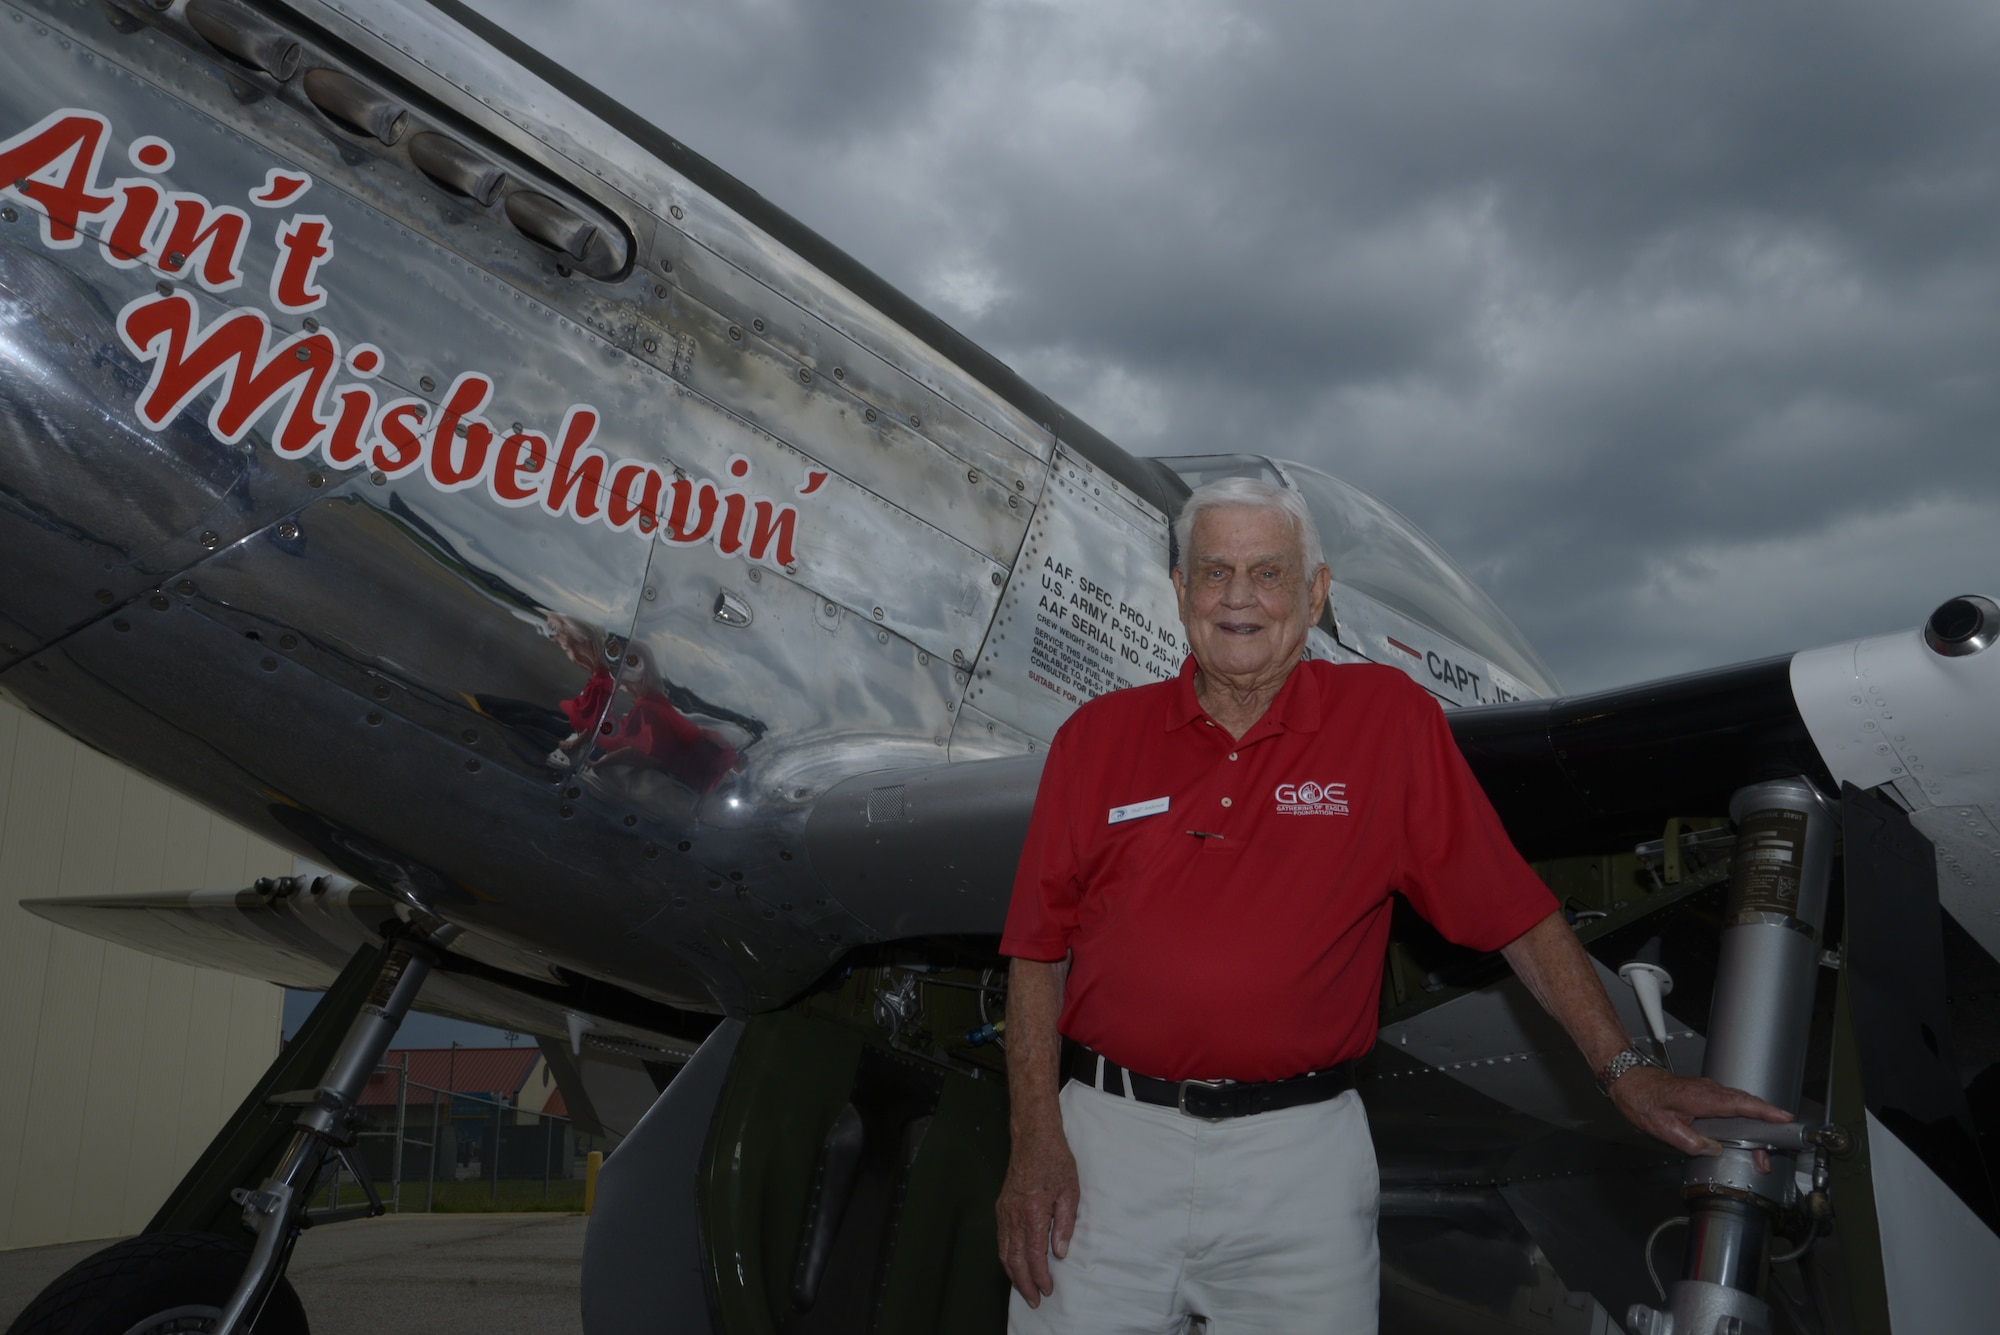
[0,1213,586,1334]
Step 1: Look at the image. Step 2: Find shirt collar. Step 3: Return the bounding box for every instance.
[1166,654,1324,738]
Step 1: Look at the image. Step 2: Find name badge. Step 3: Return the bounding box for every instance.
[1108,796,1170,824]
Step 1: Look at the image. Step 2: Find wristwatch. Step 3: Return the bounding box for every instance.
[1596,1046,1663,1096]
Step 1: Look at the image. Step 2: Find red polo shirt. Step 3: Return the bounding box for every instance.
[1000,657,1555,1082]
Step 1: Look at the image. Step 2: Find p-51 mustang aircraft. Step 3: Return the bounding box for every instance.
[3,1,1997,1332]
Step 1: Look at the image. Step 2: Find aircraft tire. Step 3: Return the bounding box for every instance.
[2,1232,309,1335]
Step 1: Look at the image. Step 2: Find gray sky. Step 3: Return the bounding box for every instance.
[472,0,2000,693]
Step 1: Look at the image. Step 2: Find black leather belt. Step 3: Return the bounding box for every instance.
[1062,1040,1355,1122]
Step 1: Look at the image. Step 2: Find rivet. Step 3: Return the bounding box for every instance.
[729,870,743,880]
[748,569,761,583]
[708,878,721,889]
[645,844,660,859]
[752,318,765,333]
[968,469,979,483]
[370,470,386,485]
[622,814,637,827]
[644,338,657,353]
[864,408,878,423]
[558,804,574,818]
[155,280,173,296]
[556,263,572,277]
[643,586,657,601]
[366,710,382,725]
[1015,479,1025,491]
[872,607,884,620]
[149,594,169,611]
[420,375,436,392]
[1008,496,1019,509]
[465,759,481,773]
[373,683,390,699]
[833,367,844,380]
[565,785,581,800]
[728,325,741,340]
[934,735,945,745]
[678,840,692,852]
[303,317,319,332]
[653,283,669,298]
[293,346,311,363]
[32,661,47,672]
[625,652,639,667]
[279,633,298,650]
[176,580,195,595]
[200,530,220,550]
[877,630,888,643]
[670,204,684,220]
[112,617,130,632]
[95,588,115,605]
[991,572,1003,586]
[165,250,185,268]
[824,601,837,615]
[308,471,325,489]
[660,260,673,273]
[910,414,921,428]
[918,652,929,665]
[276,521,299,540]
[460,728,477,742]
[260,656,277,671]
[0,207,14,223]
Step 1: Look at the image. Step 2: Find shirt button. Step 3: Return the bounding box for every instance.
[1221,797,1232,807]
[1228,752,1238,761]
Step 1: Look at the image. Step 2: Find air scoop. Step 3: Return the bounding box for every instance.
[1923,594,1998,657]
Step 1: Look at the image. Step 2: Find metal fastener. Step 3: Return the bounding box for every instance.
[1008,496,1019,509]
[872,606,884,620]
[165,250,185,268]
[558,804,574,818]
[279,634,297,650]
[307,471,325,489]
[303,317,318,332]
[370,470,386,485]
[877,630,888,643]
[176,580,195,595]
[833,367,844,380]
[276,521,299,540]
[653,283,669,298]
[149,594,169,611]
[260,656,277,671]
[644,338,657,353]
[752,318,765,333]
[825,601,837,615]
[643,585,657,601]
[373,683,390,699]
[728,325,741,340]
[670,204,684,220]
[864,408,878,423]
[910,414,921,428]
[419,375,436,392]
[95,588,114,605]
[112,617,130,632]
[200,530,220,550]
[798,367,811,384]
[366,710,382,725]
[991,572,1002,586]
[0,207,15,223]
[465,759,481,773]
[622,814,637,827]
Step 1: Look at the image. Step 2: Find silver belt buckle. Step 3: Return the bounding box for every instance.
[1177,1077,1227,1122]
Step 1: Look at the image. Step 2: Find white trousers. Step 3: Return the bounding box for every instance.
[1007,1075,1380,1335]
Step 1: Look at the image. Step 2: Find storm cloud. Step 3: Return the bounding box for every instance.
[473,0,2000,691]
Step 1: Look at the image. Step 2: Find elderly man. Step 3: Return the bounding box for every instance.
[995,477,1786,1334]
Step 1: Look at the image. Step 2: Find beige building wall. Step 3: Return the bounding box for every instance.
[0,697,289,1251]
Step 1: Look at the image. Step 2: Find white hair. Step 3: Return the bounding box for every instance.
[1172,476,1325,574]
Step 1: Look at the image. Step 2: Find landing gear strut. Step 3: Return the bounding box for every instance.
[6,918,457,1335]
[1628,778,1839,1335]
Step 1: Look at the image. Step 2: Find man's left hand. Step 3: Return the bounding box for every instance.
[1610,1066,1792,1172]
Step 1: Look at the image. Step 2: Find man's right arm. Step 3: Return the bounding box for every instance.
[995,954,1077,1308]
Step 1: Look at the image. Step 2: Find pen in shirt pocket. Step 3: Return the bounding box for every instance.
[1185,830,1224,840]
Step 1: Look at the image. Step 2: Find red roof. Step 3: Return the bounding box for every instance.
[359,1047,539,1107]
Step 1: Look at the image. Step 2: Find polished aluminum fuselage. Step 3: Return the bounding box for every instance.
[0,0,1545,1019]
